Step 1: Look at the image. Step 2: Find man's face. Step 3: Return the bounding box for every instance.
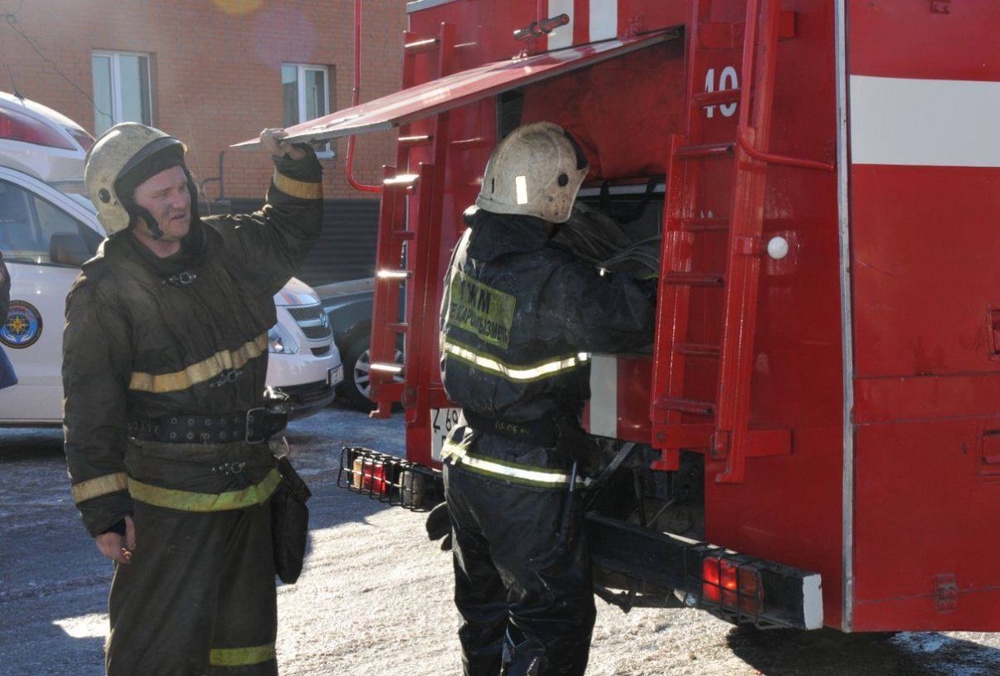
[131,165,191,243]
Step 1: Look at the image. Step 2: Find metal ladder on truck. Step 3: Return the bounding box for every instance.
[367,24,457,464]
[650,0,833,483]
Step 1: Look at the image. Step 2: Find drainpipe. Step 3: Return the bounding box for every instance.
[199,150,226,203]
[346,0,382,193]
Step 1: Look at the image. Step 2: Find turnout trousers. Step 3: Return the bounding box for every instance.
[443,432,596,676]
[106,440,280,676]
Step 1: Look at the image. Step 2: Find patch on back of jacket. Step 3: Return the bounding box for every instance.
[445,270,516,349]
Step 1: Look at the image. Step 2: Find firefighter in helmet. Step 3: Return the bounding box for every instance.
[63,122,323,675]
[438,121,656,675]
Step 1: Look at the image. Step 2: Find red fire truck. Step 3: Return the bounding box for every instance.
[269,0,1000,633]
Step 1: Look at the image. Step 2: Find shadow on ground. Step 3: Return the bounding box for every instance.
[729,626,1000,675]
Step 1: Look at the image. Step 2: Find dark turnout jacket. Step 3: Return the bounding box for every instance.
[63,152,323,536]
[440,209,655,431]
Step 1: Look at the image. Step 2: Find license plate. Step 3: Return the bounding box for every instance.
[328,364,344,387]
[430,407,462,462]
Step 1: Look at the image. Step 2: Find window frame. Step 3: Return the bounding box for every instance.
[282,63,334,158]
[92,50,153,136]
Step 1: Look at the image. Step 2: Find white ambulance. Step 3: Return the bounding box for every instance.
[0,91,342,426]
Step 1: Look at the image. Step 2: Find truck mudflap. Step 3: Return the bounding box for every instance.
[587,513,823,630]
[337,446,443,510]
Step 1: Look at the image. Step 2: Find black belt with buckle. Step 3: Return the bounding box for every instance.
[127,408,288,445]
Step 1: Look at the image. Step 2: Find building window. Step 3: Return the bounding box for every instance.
[92,51,152,136]
[282,64,333,156]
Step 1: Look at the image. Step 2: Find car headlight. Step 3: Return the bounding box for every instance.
[267,324,299,354]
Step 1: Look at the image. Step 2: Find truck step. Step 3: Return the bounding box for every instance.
[682,217,730,232]
[658,398,715,416]
[662,272,725,287]
[676,343,721,358]
[692,88,742,108]
[675,142,735,160]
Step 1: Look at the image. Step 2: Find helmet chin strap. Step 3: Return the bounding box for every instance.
[133,206,165,240]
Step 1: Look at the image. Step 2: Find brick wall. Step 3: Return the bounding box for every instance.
[0,0,405,200]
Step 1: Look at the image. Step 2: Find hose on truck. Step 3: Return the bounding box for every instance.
[554,200,661,280]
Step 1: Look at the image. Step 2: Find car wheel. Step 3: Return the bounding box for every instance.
[338,324,404,412]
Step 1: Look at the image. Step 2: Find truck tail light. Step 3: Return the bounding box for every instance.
[701,555,763,616]
[363,458,386,493]
[352,455,390,495]
[0,107,75,150]
[337,446,444,509]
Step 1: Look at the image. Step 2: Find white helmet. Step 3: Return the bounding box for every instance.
[84,123,189,237]
[476,121,589,224]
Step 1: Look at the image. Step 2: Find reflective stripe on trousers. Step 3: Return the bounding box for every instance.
[210,642,276,668]
[441,440,590,490]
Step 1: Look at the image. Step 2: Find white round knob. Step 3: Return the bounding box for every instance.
[766,236,789,260]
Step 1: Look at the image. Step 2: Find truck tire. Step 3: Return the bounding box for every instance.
[338,323,403,412]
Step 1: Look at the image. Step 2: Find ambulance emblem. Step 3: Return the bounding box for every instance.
[1,301,43,349]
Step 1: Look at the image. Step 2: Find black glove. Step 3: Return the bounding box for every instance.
[425,501,452,551]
